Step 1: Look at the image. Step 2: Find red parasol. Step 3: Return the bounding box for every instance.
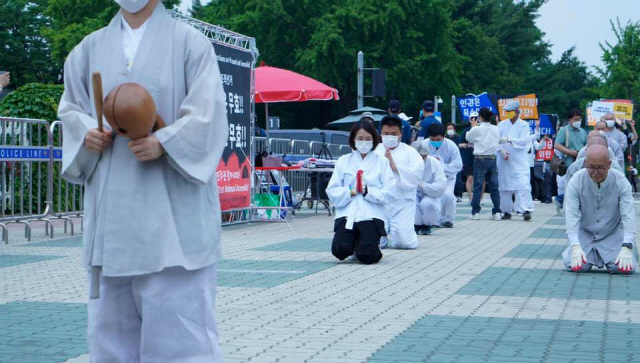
[255,65,339,104]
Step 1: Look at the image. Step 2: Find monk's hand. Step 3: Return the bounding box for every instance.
[500,150,509,160]
[128,135,165,162]
[614,246,634,273]
[570,245,587,272]
[85,128,113,153]
[499,136,510,144]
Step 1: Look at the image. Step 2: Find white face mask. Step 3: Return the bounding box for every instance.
[382,135,399,149]
[572,121,582,129]
[447,129,455,136]
[115,0,149,13]
[605,120,615,128]
[355,140,373,154]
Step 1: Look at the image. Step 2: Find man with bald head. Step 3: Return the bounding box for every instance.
[595,120,624,167]
[562,145,637,273]
[566,132,623,182]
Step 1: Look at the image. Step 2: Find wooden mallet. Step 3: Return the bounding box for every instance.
[92,72,104,132]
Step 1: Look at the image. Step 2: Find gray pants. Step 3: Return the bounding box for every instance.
[562,247,637,274]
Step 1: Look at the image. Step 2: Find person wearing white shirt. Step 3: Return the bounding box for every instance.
[465,107,501,219]
[602,113,628,153]
[327,120,395,264]
[497,101,534,221]
[374,116,425,249]
[595,120,625,169]
[411,140,447,235]
[562,145,637,274]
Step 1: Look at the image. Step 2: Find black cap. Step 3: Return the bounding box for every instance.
[422,100,434,112]
[388,100,401,113]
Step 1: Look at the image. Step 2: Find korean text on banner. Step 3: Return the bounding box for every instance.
[214,42,253,211]
[589,101,615,126]
[457,93,497,121]
[526,114,555,136]
[613,102,634,121]
[536,138,554,161]
[498,94,539,120]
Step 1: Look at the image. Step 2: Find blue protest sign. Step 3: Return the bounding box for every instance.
[457,93,497,121]
[526,114,555,136]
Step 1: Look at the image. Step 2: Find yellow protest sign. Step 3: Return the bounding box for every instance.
[613,102,633,120]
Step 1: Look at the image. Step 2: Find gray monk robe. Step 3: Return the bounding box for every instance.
[59,3,228,277]
[562,168,638,272]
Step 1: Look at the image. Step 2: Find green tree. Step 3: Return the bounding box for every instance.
[0,0,58,86]
[597,19,640,113]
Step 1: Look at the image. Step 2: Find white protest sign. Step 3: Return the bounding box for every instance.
[590,101,614,124]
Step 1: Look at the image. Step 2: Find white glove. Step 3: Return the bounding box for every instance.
[614,247,634,273]
[500,150,509,160]
[499,136,510,144]
[570,245,587,272]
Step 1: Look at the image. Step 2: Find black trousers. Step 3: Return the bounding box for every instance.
[332,217,385,265]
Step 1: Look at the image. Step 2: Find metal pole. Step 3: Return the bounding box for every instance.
[434,96,439,113]
[357,51,364,109]
[451,95,456,125]
[265,103,270,142]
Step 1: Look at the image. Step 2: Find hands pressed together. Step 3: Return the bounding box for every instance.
[85,128,164,162]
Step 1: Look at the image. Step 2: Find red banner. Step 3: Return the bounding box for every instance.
[536,138,554,161]
[217,152,251,211]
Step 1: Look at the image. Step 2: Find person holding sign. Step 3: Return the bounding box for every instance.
[562,145,637,274]
[58,0,228,361]
[497,101,534,221]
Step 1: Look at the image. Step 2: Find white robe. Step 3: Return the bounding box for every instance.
[607,128,628,152]
[374,143,424,248]
[427,138,462,224]
[496,119,532,192]
[416,156,447,226]
[326,150,395,230]
[59,4,228,277]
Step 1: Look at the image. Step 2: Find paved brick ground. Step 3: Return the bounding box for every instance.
[1,199,639,363]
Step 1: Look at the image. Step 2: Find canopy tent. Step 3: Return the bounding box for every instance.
[328,106,387,125]
[254,65,339,138]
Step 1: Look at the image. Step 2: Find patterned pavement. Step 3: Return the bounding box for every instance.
[0,199,639,363]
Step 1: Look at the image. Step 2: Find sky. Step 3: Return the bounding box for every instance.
[178,0,638,73]
[536,0,638,72]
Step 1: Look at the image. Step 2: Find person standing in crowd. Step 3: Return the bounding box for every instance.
[58,0,228,361]
[534,133,554,203]
[375,116,424,249]
[327,120,395,264]
[595,120,625,169]
[563,145,636,274]
[459,111,478,202]
[412,141,447,235]
[602,113,628,153]
[386,100,412,145]
[417,100,440,141]
[446,123,464,201]
[528,120,543,201]
[465,107,501,220]
[427,123,462,228]
[552,109,587,213]
[497,101,534,221]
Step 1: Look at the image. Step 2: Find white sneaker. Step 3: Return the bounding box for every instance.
[471,214,481,220]
[491,213,501,221]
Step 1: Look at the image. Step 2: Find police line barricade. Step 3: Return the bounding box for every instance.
[268,138,291,155]
[0,117,56,243]
[50,121,83,236]
[254,136,267,155]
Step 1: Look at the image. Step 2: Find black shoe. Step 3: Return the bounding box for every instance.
[502,213,512,220]
[442,222,453,228]
[418,226,431,235]
[414,225,421,233]
[523,211,532,221]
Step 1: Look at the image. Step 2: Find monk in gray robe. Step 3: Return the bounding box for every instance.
[566,132,623,183]
[58,0,227,361]
[562,145,637,274]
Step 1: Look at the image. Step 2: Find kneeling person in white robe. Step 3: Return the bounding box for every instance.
[412,141,447,235]
[563,145,637,274]
[327,120,395,264]
[426,122,463,227]
[58,1,228,361]
[375,116,425,249]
